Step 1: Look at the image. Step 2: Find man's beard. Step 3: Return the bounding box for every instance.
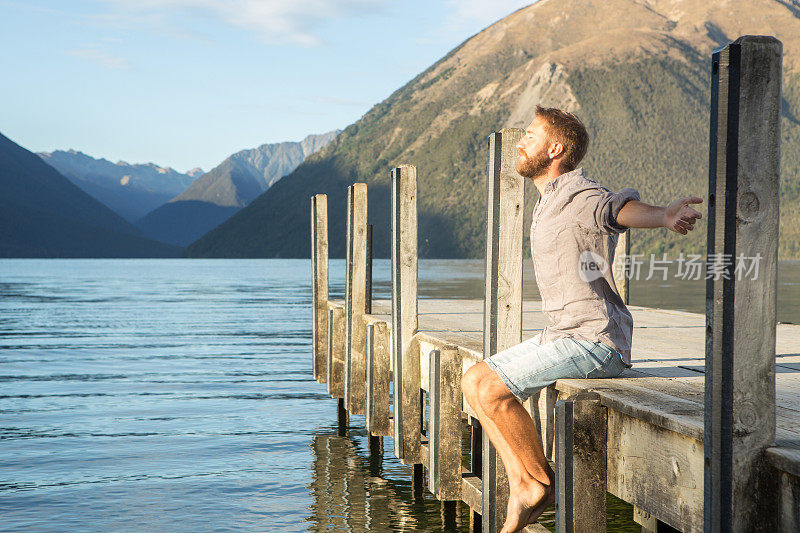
[516,146,550,178]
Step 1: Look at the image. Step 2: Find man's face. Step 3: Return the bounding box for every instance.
[516,117,551,179]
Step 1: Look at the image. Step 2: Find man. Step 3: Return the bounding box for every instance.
[461,105,703,533]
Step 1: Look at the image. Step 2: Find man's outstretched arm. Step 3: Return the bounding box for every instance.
[617,196,703,235]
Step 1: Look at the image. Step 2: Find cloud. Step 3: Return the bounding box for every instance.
[443,0,535,33]
[97,0,389,46]
[67,45,130,69]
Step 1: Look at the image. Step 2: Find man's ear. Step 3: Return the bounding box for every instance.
[548,141,564,160]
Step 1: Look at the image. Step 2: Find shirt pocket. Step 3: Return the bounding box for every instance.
[533,226,565,311]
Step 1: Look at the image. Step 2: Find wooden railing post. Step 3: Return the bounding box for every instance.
[366,322,391,437]
[705,35,782,531]
[391,164,420,464]
[428,345,463,501]
[327,306,345,399]
[311,194,329,383]
[345,183,368,415]
[482,128,524,532]
[612,229,631,305]
[555,392,608,533]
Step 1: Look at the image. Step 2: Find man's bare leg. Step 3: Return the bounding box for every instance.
[462,362,555,533]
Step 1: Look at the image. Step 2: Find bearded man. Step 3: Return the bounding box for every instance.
[461,105,703,532]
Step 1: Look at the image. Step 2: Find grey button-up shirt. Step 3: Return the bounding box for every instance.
[530,167,640,365]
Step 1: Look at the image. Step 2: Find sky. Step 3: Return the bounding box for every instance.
[0,0,534,172]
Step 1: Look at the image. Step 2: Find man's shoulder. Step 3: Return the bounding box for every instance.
[561,169,610,198]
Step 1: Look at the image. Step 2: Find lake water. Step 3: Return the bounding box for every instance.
[2,259,799,532]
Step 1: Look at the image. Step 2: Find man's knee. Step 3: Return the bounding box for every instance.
[476,371,518,416]
[461,362,486,401]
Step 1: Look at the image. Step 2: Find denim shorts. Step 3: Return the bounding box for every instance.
[484,332,627,402]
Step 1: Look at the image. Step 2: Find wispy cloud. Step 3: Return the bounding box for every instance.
[443,0,535,33]
[96,0,390,46]
[67,45,130,69]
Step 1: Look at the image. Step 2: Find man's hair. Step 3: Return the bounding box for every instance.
[534,105,589,172]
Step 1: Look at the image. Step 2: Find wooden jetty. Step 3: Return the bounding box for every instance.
[310,36,799,532]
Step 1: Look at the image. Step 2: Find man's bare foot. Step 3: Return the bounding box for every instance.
[500,480,554,533]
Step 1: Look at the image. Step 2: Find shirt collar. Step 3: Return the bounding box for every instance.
[542,167,584,195]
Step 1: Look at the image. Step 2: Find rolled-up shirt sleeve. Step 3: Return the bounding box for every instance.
[576,187,641,234]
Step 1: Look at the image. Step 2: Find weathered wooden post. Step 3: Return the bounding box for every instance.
[391,164,420,466]
[345,183,368,415]
[311,194,329,383]
[364,223,384,461]
[555,392,608,533]
[366,223,373,316]
[705,35,782,531]
[327,306,345,399]
[612,229,631,305]
[482,128,524,532]
[327,306,347,434]
[428,345,464,504]
[366,321,392,437]
[469,417,484,530]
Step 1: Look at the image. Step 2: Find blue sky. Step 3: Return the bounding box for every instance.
[0,0,533,172]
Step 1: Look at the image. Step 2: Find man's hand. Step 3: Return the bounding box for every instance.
[663,196,703,235]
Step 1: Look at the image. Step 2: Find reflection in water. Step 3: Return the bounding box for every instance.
[307,429,470,532]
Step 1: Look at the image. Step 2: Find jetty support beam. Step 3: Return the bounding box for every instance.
[311,194,329,384]
[612,229,631,305]
[704,35,782,531]
[366,322,392,437]
[482,128,524,532]
[555,392,608,533]
[428,345,464,501]
[327,306,345,399]
[345,183,368,415]
[391,164,420,463]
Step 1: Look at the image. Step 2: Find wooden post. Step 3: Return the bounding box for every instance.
[429,350,440,495]
[555,399,573,533]
[470,417,483,531]
[337,397,348,437]
[482,128,524,532]
[612,229,630,305]
[311,194,329,383]
[428,346,464,501]
[366,322,392,437]
[705,35,782,531]
[555,392,608,533]
[366,224,373,314]
[391,164,420,463]
[327,307,345,399]
[365,224,383,453]
[345,183,368,415]
[528,385,558,462]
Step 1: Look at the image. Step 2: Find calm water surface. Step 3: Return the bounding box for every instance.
[2,259,799,532]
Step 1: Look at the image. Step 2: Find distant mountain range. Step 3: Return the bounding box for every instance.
[136,131,339,246]
[38,150,199,222]
[0,133,180,258]
[185,0,800,260]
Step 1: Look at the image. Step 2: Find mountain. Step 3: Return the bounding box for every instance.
[186,167,205,178]
[38,150,198,222]
[136,130,339,246]
[185,0,800,260]
[0,133,181,258]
